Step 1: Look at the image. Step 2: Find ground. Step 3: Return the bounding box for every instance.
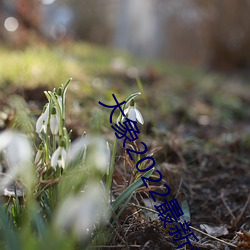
[0,42,249,249]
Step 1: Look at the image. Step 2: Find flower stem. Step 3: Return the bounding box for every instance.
[106,136,118,200]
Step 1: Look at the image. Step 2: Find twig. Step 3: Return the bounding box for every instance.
[189,225,237,249]
[175,178,183,198]
[233,192,250,227]
[221,190,236,221]
[129,203,238,249]
[89,245,141,248]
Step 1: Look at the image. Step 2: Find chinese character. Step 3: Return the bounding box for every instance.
[98,94,126,123]
[111,118,140,147]
[155,198,184,227]
[168,221,199,249]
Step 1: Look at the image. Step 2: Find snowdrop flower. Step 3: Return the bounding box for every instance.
[0,130,33,190]
[67,135,110,173]
[36,103,50,133]
[67,136,87,164]
[51,142,67,169]
[54,182,109,240]
[50,106,59,135]
[91,137,110,173]
[35,143,43,165]
[123,99,144,125]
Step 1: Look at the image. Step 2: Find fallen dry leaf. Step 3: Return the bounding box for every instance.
[200,224,228,237]
[237,231,250,248]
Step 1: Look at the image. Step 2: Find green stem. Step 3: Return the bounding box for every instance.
[106,136,118,199]
[61,78,72,127]
[52,134,56,152]
[105,92,142,199]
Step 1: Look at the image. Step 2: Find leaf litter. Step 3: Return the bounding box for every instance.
[2,64,250,250]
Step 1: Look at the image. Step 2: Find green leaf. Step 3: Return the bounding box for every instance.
[112,168,154,211]
[112,192,134,225]
[0,207,21,250]
[32,209,45,237]
[125,92,141,104]
[62,78,72,98]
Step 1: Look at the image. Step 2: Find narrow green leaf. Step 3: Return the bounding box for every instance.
[112,192,134,225]
[112,168,154,211]
[44,91,51,102]
[62,78,72,97]
[136,78,144,97]
[125,92,141,104]
[0,208,21,250]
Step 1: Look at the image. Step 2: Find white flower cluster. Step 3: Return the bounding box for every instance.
[35,87,67,170]
[35,84,110,173]
[36,91,62,135]
[55,182,109,240]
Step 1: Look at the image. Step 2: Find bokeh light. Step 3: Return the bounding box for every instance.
[41,0,55,5]
[4,17,19,32]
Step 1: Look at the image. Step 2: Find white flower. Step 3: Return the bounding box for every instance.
[50,106,59,135]
[54,182,109,240]
[51,145,67,169]
[123,100,144,125]
[36,104,50,133]
[0,130,33,190]
[91,137,110,173]
[67,135,110,173]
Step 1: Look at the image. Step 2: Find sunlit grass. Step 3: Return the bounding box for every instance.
[0,41,246,133]
[0,42,207,87]
[0,44,85,86]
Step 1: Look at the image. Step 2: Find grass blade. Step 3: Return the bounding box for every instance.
[112,168,154,211]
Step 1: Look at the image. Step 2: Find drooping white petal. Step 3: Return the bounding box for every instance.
[59,148,67,169]
[41,121,48,133]
[57,158,64,169]
[0,130,14,151]
[127,107,137,122]
[36,104,50,134]
[67,136,88,163]
[50,114,59,135]
[0,130,33,190]
[135,108,144,124]
[44,103,50,118]
[5,133,32,171]
[93,138,110,173]
[124,108,129,116]
[51,146,61,168]
[67,136,109,173]
[51,146,67,169]
[61,148,67,161]
[36,113,45,133]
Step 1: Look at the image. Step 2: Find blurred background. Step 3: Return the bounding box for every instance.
[0,1,250,249]
[1,0,250,72]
